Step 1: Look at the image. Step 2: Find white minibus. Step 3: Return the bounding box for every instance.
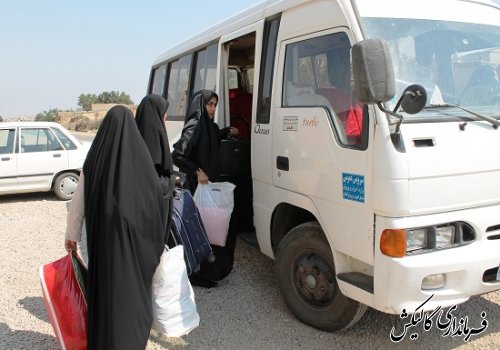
[148,0,500,331]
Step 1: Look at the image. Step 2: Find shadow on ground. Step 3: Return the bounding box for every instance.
[18,296,50,324]
[0,323,57,350]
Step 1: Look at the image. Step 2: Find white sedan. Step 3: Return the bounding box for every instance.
[0,121,90,200]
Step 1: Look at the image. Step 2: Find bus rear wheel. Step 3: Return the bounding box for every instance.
[276,221,367,332]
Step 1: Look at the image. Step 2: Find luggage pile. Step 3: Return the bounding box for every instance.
[169,187,214,275]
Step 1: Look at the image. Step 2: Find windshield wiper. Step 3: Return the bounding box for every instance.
[427,103,500,129]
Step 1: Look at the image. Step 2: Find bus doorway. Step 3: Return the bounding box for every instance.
[220,31,257,238]
[224,32,256,140]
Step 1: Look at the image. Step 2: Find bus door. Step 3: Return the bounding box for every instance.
[272,29,375,264]
[218,21,264,234]
[219,21,264,138]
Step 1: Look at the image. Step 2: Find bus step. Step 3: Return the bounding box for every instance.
[337,272,374,294]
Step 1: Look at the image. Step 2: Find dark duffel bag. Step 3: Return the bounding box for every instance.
[219,139,251,177]
[169,188,214,275]
[220,173,254,234]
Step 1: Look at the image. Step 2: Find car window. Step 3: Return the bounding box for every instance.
[20,128,63,153]
[0,129,15,154]
[51,127,77,150]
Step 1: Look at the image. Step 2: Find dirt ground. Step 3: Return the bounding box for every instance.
[0,192,499,349]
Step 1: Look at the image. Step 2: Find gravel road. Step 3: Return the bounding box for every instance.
[0,192,499,350]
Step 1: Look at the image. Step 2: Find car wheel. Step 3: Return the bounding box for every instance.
[53,172,79,200]
[276,221,367,332]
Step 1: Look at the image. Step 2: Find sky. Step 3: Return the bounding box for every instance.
[0,0,259,118]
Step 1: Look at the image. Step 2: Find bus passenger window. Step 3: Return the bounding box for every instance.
[166,54,192,118]
[192,43,218,97]
[151,64,166,95]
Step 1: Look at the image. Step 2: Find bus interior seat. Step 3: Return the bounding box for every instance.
[229,88,252,140]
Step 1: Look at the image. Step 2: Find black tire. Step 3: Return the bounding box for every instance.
[53,172,79,201]
[276,221,367,332]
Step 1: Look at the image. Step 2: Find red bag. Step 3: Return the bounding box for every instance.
[39,252,88,350]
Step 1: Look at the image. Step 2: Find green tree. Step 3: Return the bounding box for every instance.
[96,91,133,105]
[35,108,60,122]
[0,116,3,122]
[78,93,98,111]
[78,91,133,111]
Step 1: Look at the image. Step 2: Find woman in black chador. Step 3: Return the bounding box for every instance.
[79,106,166,349]
[136,94,174,242]
[172,89,238,288]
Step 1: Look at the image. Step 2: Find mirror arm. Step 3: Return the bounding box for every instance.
[392,90,414,114]
[377,101,406,152]
[377,101,403,133]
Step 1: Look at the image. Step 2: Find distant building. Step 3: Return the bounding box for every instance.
[9,115,35,122]
[58,104,137,131]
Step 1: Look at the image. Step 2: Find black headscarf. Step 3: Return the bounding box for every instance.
[135,94,172,177]
[83,105,166,349]
[172,89,224,191]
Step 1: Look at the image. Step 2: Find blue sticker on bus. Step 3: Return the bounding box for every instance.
[342,173,365,203]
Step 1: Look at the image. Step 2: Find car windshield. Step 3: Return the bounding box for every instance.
[354,0,500,119]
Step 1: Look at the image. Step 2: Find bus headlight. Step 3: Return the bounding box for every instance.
[406,228,427,251]
[380,222,475,257]
[435,225,456,249]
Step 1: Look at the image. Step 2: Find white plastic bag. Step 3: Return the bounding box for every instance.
[151,245,199,337]
[193,182,236,246]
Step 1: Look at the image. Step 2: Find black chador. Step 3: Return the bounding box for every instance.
[172,90,236,287]
[84,106,166,349]
[136,94,174,242]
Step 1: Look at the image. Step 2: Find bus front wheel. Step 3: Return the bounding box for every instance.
[276,221,367,332]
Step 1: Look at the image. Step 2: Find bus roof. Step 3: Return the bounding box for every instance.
[152,0,311,66]
[151,0,498,66]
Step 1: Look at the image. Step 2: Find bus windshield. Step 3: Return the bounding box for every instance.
[355,0,500,119]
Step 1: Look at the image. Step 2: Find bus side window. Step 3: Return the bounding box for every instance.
[192,43,218,97]
[151,64,166,96]
[257,16,281,124]
[167,54,192,119]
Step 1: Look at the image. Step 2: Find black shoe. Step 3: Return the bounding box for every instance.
[189,275,217,288]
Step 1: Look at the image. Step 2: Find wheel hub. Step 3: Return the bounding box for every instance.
[295,255,334,305]
[305,274,317,289]
[60,176,78,196]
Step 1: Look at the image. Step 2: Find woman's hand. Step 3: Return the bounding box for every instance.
[65,239,77,252]
[196,169,209,184]
[228,127,239,137]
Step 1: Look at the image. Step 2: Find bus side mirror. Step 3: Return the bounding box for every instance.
[352,39,395,104]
